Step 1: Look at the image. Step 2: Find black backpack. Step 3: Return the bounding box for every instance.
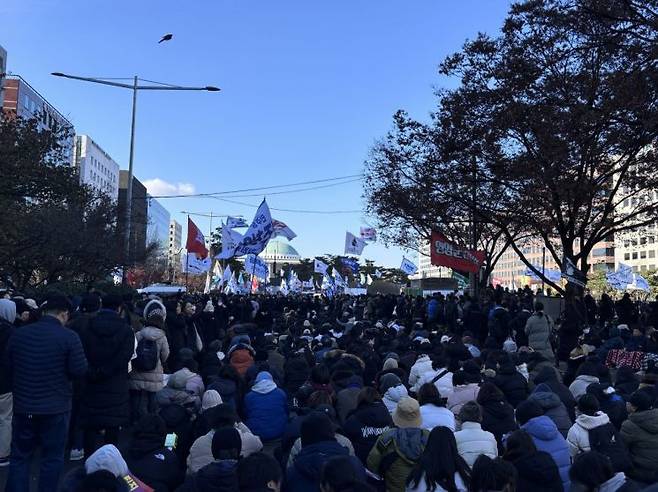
[588,422,632,472]
[133,337,158,372]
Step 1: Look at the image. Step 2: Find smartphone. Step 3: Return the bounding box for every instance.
[165,433,178,449]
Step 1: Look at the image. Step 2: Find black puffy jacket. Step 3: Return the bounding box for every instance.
[494,364,529,408]
[343,401,393,463]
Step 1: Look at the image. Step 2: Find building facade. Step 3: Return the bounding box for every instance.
[73,135,120,201]
[0,45,7,107]
[118,171,148,264]
[258,240,301,277]
[168,219,182,268]
[2,75,74,165]
[414,240,452,279]
[146,195,171,253]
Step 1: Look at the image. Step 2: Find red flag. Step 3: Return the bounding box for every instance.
[430,230,485,273]
[186,217,208,258]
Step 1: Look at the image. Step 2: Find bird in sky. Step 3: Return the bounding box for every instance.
[158,33,173,44]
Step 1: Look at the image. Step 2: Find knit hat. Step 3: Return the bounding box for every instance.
[143,299,167,322]
[85,444,129,477]
[202,390,224,412]
[384,352,400,362]
[255,371,273,383]
[629,390,653,412]
[301,411,335,447]
[379,373,402,395]
[383,358,398,371]
[204,300,215,313]
[515,400,544,425]
[211,427,242,458]
[393,397,421,428]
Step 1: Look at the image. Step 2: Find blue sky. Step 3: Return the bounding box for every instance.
[2,0,510,267]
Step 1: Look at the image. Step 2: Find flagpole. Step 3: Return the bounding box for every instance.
[185,214,190,292]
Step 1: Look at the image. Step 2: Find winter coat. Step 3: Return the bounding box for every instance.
[525,313,554,361]
[177,459,239,492]
[419,404,455,432]
[599,394,629,430]
[566,411,611,457]
[344,401,393,463]
[522,416,571,491]
[367,428,429,492]
[447,383,480,416]
[569,375,599,400]
[415,368,454,398]
[159,404,195,465]
[405,472,467,492]
[79,309,135,429]
[129,326,170,392]
[479,398,518,452]
[286,434,355,469]
[596,472,639,492]
[186,423,263,474]
[409,355,433,392]
[244,379,288,441]
[528,384,572,437]
[455,421,498,467]
[383,384,409,414]
[494,364,529,408]
[125,440,184,491]
[156,369,204,411]
[286,440,365,492]
[267,350,286,381]
[532,366,576,421]
[229,347,254,377]
[196,312,221,347]
[507,450,563,492]
[207,377,241,411]
[284,353,311,399]
[0,318,14,394]
[336,382,363,423]
[620,408,658,482]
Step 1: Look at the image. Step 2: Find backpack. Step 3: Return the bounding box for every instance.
[133,337,159,372]
[588,422,632,472]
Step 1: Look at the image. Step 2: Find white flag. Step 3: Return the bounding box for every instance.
[360,226,377,241]
[344,231,367,256]
[360,273,366,285]
[400,257,418,275]
[222,264,233,285]
[375,269,383,278]
[272,219,297,241]
[216,226,244,259]
[226,216,248,228]
[182,253,211,275]
[314,258,329,275]
[632,273,651,292]
[367,274,373,285]
[232,200,274,257]
[244,254,269,280]
[617,263,635,285]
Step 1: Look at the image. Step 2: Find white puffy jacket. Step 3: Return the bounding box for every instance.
[383,384,409,414]
[409,355,433,391]
[414,367,454,397]
[566,411,611,457]
[455,421,498,467]
[420,403,456,431]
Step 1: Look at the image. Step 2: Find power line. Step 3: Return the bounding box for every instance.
[207,178,361,199]
[210,196,363,214]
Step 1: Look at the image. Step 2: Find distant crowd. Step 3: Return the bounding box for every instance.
[1,286,658,492]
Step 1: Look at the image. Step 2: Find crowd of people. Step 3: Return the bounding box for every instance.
[1,286,658,492]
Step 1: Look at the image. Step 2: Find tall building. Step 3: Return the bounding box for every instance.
[0,45,7,107]
[147,195,171,253]
[168,219,182,268]
[414,240,452,279]
[118,171,148,264]
[73,135,120,201]
[2,75,74,164]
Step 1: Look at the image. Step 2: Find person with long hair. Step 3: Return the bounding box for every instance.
[469,455,517,492]
[406,427,470,492]
[502,430,562,492]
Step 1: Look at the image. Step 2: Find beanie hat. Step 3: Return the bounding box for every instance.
[85,444,129,477]
[143,299,167,322]
[383,358,398,371]
[301,411,335,447]
[393,397,421,428]
[211,427,242,458]
[202,390,224,412]
[629,390,653,412]
[255,371,273,383]
[204,300,215,313]
[515,400,544,425]
[379,373,402,395]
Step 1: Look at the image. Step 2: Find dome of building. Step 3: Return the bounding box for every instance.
[259,240,301,262]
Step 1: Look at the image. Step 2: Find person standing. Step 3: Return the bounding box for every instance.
[0,298,16,467]
[5,294,88,492]
[78,294,135,458]
[525,302,554,362]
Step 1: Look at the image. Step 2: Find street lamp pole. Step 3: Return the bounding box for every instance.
[51,72,219,283]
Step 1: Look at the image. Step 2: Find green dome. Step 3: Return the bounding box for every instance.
[260,240,300,259]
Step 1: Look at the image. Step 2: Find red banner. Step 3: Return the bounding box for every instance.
[186,217,208,258]
[430,231,485,273]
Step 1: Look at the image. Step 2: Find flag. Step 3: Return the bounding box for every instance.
[226,216,248,228]
[186,217,208,258]
[360,226,377,241]
[344,231,367,255]
[181,253,211,274]
[561,257,587,287]
[203,270,211,294]
[216,226,244,259]
[341,257,360,274]
[272,219,297,241]
[238,272,244,285]
[232,200,274,257]
[211,262,223,288]
[633,273,651,292]
[314,258,328,275]
[360,273,366,285]
[430,230,484,273]
[400,257,418,275]
[251,276,259,293]
[366,274,373,285]
[375,269,383,278]
[222,264,233,285]
[524,265,562,283]
[244,254,269,280]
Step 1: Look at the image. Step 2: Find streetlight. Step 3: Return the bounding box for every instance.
[51,72,220,282]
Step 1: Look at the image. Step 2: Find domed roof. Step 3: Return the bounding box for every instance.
[260,240,300,259]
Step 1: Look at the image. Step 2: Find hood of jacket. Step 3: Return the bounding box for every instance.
[389,428,427,463]
[384,384,408,403]
[523,415,559,441]
[530,384,563,410]
[534,366,559,384]
[575,411,610,430]
[512,450,560,483]
[292,440,349,479]
[629,408,658,434]
[598,472,628,492]
[85,444,129,477]
[353,401,392,427]
[251,379,277,394]
[194,460,238,491]
[0,299,16,323]
[210,378,237,400]
[139,326,166,341]
[481,399,515,420]
[574,374,599,385]
[169,368,197,389]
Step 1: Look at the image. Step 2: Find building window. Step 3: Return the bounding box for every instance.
[650,251,656,259]
[641,251,647,259]
[624,253,630,260]
[641,237,647,245]
[632,252,638,260]
[633,266,639,272]
[641,265,647,272]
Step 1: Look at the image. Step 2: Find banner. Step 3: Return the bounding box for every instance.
[244,254,269,280]
[341,257,360,274]
[360,226,377,241]
[216,226,244,259]
[360,273,366,285]
[524,264,562,283]
[430,231,484,274]
[186,218,208,258]
[226,216,248,228]
[222,264,233,285]
[314,258,329,275]
[561,257,587,287]
[632,273,651,292]
[272,219,297,241]
[232,200,274,257]
[344,231,367,256]
[400,257,418,275]
[181,253,211,275]
[366,274,373,285]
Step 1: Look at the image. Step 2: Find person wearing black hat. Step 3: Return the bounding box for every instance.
[5,293,88,492]
[178,427,242,492]
[620,389,658,483]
